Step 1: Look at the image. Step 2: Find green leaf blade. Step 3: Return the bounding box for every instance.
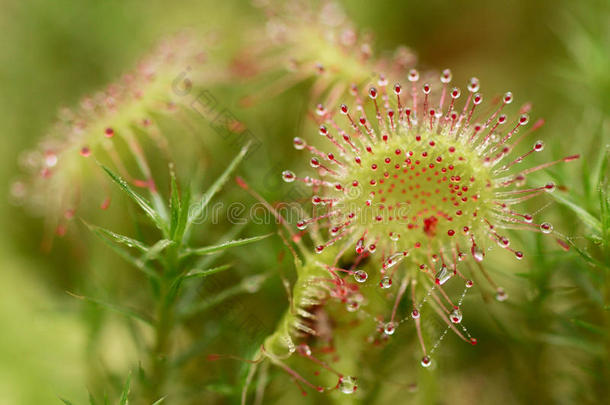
[119,372,132,405]
[83,221,149,253]
[169,164,181,241]
[101,165,168,234]
[186,144,250,232]
[67,292,153,325]
[549,191,602,236]
[184,264,233,279]
[182,234,271,257]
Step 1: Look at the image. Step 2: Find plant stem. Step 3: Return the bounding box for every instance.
[147,247,181,403]
[148,283,175,402]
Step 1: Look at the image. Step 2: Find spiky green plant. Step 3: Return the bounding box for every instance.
[63,145,270,404]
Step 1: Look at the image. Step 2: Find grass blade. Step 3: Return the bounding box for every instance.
[570,318,607,336]
[182,234,271,257]
[101,165,168,234]
[83,221,149,253]
[139,239,174,264]
[186,144,249,232]
[549,192,602,236]
[88,391,97,405]
[184,264,233,279]
[119,372,132,405]
[179,273,269,319]
[169,163,181,240]
[67,292,153,325]
[174,185,191,244]
[87,224,160,280]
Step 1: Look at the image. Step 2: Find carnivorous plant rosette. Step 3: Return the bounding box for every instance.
[281,68,580,367]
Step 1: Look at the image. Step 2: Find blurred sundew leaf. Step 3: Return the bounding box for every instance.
[59,398,75,405]
[101,164,168,235]
[185,143,250,234]
[151,397,166,405]
[66,292,153,325]
[181,233,272,257]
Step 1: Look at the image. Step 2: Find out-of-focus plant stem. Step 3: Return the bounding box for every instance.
[148,246,180,402]
[601,264,610,398]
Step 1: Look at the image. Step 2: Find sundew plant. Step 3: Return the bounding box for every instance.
[1,0,608,404]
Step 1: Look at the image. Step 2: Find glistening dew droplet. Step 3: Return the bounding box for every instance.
[435,265,451,285]
[384,322,396,335]
[540,222,553,234]
[354,270,368,283]
[379,276,392,289]
[282,170,296,183]
[496,288,508,302]
[450,308,463,324]
[338,376,357,394]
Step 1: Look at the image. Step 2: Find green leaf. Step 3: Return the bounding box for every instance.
[86,223,160,281]
[186,144,250,232]
[568,239,607,269]
[169,164,181,240]
[182,234,271,257]
[570,318,607,336]
[67,292,153,325]
[59,398,75,405]
[166,275,186,305]
[101,165,167,234]
[184,264,233,279]
[599,166,609,249]
[88,391,97,405]
[191,224,247,268]
[151,397,166,405]
[179,273,269,319]
[588,144,608,199]
[139,239,174,264]
[538,332,604,356]
[175,185,191,244]
[549,192,602,236]
[202,383,235,395]
[119,372,132,405]
[83,221,149,253]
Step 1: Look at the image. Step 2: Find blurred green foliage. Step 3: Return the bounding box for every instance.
[0,0,608,404]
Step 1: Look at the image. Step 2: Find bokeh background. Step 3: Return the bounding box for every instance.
[0,0,608,404]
